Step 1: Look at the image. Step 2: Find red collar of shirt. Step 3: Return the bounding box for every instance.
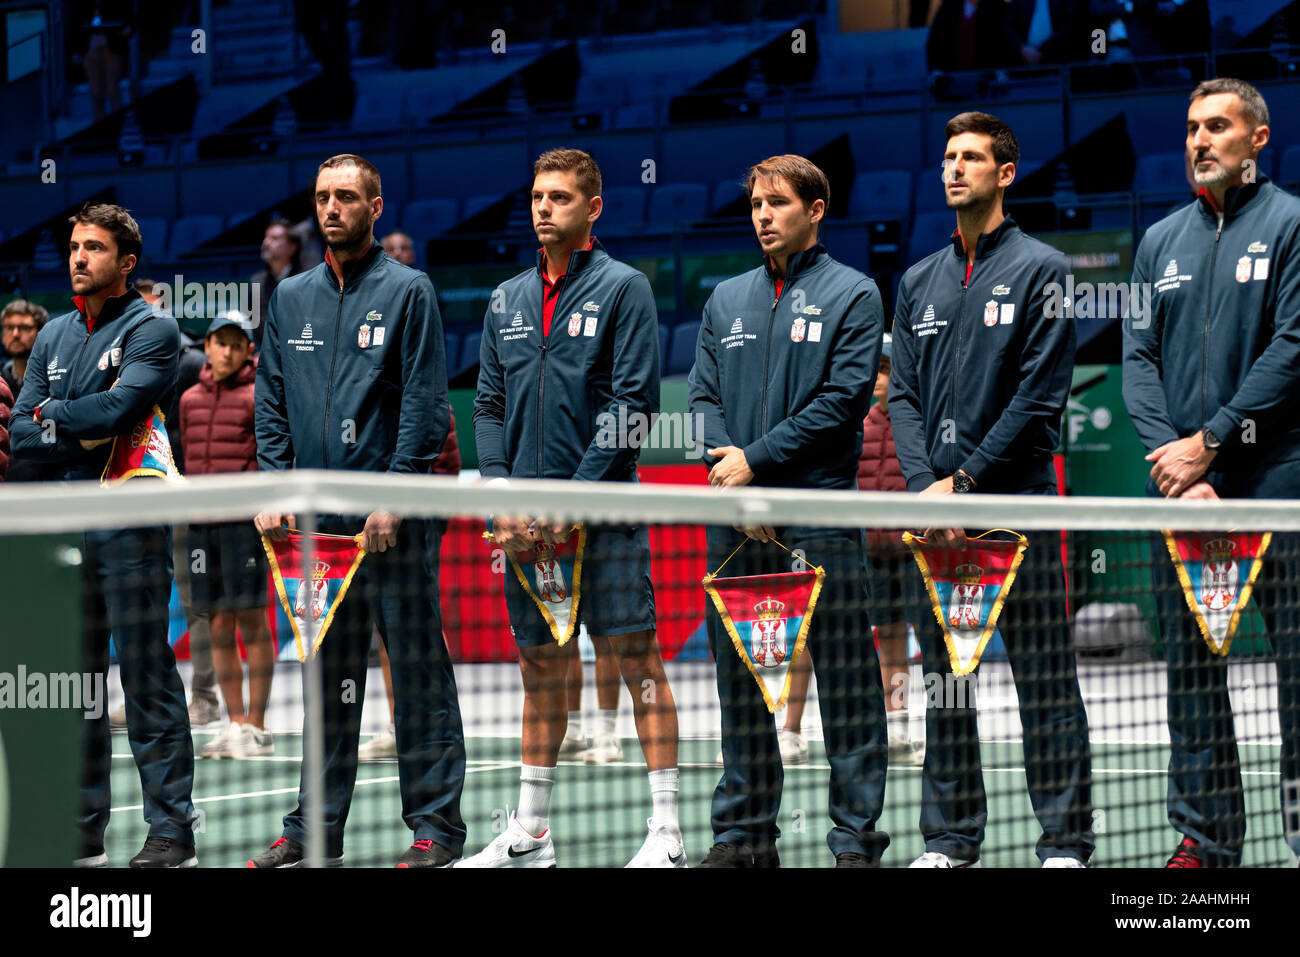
[1198,186,1221,213]
[73,289,130,333]
[540,238,594,336]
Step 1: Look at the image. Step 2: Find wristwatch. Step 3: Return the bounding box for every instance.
[952,469,976,493]
[1202,428,1222,451]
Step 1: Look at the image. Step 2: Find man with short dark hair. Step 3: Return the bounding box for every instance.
[251,218,304,348]
[10,204,197,867]
[1,298,51,481]
[463,147,683,868]
[250,153,467,868]
[1123,78,1300,868]
[890,112,1093,868]
[689,154,890,868]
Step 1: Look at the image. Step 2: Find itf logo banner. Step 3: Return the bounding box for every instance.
[263,531,367,661]
[903,530,1028,676]
[1163,531,1272,655]
[100,406,181,484]
[703,566,824,713]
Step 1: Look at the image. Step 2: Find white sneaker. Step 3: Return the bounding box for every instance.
[909,851,982,868]
[455,815,556,868]
[199,723,241,759]
[625,819,687,868]
[1042,856,1086,868]
[777,728,808,765]
[557,726,588,760]
[584,730,624,764]
[239,723,273,757]
[358,725,397,761]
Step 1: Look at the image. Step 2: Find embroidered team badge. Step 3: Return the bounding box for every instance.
[983,300,998,327]
[1236,257,1252,283]
[568,313,583,337]
[791,317,806,342]
[358,323,371,348]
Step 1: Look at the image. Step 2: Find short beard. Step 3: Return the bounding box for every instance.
[1192,162,1229,187]
[322,218,371,255]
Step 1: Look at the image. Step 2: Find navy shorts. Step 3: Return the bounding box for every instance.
[188,521,269,613]
[504,524,656,649]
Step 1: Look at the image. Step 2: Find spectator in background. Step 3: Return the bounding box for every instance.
[183,315,275,759]
[77,1,132,121]
[382,230,416,267]
[926,0,1024,73]
[1008,0,1111,65]
[0,376,11,482]
[251,219,304,349]
[1,299,50,482]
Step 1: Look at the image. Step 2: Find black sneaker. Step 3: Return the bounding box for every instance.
[397,839,457,868]
[129,836,197,868]
[697,842,781,868]
[247,837,343,868]
[835,852,876,868]
[73,840,107,868]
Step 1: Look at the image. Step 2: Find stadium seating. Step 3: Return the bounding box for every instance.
[168,215,226,257]
[647,184,710,229]
[848,170,912,221]
[458,330,483,375]
[666,320,700,377]
[403,199,461,243]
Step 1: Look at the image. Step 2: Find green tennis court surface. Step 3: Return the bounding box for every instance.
[104,732,1291,868]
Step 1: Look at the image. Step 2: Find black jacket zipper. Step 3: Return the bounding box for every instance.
[322,282,345,468]
[952,264,970,474]
[760,278,784,435]
[1202,211,1224,425]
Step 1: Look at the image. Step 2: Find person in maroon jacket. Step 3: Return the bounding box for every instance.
[0,375,12,482]
[780,334,924,766]
[181,315,276,759]
[358,404,461,761]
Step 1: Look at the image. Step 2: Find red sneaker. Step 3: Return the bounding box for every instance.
[1165,836,1204,868]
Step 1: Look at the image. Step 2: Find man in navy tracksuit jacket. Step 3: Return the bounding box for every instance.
[463,149,683,869]
[1122,79,1300,868]
[889,113,1094,867]
[10,205,197,867]
[689,154,889,867]
[250,154,466,868]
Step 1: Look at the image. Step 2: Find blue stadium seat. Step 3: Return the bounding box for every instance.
[913,169,948,212]
[1278,145,1300,187]
[908,211,957,261]
[658,323,669,370]
[848,170,912,220]
[711,178,747,215]
[666,320,700,377]
[168,215,225,257]
[352,90,405,133]
[1133,152,1189,195]
[458,330,482,374]
[443,331,461,375]
[134,217,169,256]
[596,187,647,233]
[402,199,460,242]
[647,183,709,228]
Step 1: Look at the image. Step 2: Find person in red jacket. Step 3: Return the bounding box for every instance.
[180,314,275,759]
[780,334,924,766]
[0,375,12,482]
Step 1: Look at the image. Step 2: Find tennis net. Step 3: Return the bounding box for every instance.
[1,471,1297,869]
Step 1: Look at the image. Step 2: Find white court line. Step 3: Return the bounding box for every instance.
[107,760,518,813]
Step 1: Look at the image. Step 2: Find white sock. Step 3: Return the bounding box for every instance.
[598,709,618,737]
[648,768,681,842]
[517,765,556,838]
[566,710,582,736]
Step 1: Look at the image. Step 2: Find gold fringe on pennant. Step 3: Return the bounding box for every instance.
[902,528,1028,677]
[484,526,587,646]
[1162,530,1272,656]
[99,405,184,486]
[262,532,368,662]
